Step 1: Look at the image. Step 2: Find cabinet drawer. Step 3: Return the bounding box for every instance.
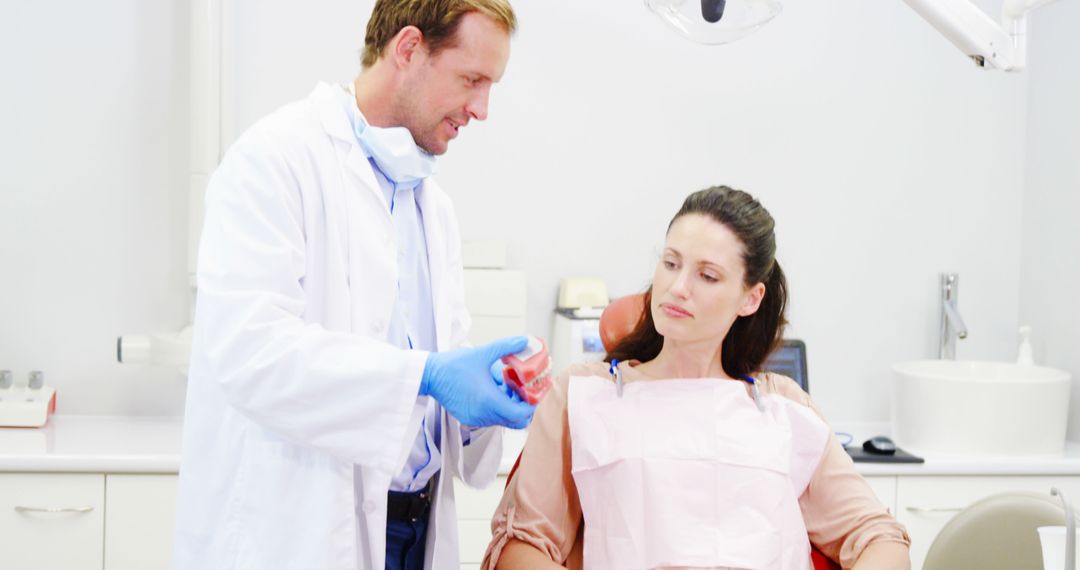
[897,475,1080,568]
[104,474,178,570]
[463,270,525,317]
[458,519,493,564]
[454,475,507,520]
[864,476,897,515]
[0,473,105,570]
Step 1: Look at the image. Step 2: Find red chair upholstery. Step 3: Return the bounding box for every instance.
[598,293,646,352]
[505,294,841,570]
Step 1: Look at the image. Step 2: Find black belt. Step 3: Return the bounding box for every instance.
[386,480,433,523]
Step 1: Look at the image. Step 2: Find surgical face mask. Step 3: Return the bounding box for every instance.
[344,84,437,185]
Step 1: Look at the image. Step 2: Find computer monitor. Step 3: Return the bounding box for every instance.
[762,339,809,393]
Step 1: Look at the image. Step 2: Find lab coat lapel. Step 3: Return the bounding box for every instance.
[309,82,391,216]
[343,146,390,216]
[417,181,450,352]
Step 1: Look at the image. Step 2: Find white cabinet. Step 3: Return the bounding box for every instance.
[104,474,178,570]
[0,473,105,570]
[455,475,507,569]
[455,475,901,569]
[8,466,1079,570]
[897,475,1080,569]
[0,472,178,570]
[463,269,526,346]
[864,475,898,514]
[453,473,1080,570]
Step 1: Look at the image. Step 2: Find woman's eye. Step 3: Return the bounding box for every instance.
[702,273,718,283]
[663,260,677,270]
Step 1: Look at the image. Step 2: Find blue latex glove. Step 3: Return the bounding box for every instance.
[420,336,537,429]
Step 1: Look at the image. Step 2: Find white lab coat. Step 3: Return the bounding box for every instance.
[172,82,503,570]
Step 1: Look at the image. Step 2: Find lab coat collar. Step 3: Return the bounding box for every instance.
[309,82,447,349]
[309,82,388,214]
[310,81,359,145]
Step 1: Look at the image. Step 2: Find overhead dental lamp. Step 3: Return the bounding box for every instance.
[645,0,783,45]
[647,0,1067,72]
[902,0,1065,71]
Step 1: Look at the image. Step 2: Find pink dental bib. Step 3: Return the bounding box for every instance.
[567,372,830,570]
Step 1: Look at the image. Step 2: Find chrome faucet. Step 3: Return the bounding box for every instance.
[939,273,968,359]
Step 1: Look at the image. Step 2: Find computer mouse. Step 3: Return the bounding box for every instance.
[862,435,897,455]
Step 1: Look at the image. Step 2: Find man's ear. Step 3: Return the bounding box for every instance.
[737,282,766,317]
[390,25,426,68]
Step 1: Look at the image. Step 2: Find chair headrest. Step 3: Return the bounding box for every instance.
[599,293,647,352]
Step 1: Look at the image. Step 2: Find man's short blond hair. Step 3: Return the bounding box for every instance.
[362,0,517,68]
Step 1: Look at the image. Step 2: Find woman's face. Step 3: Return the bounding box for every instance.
[651,214,765,345]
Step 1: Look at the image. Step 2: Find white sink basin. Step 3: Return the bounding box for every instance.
[892,360,1072,456]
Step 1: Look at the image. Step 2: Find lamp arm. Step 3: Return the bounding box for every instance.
[903,0,1068,71]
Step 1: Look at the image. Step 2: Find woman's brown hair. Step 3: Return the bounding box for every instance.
[605,186,788,378]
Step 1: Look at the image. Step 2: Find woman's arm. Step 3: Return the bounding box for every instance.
[481,364,602,569]
[801,435,911,567]
[764,374,911,568]
[495,539,567,570]
[852,542,911,570]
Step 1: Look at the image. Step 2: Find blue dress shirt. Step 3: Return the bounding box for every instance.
[336,85,442,493]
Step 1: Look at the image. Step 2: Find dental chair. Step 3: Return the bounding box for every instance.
[505,293,842,570]
[922,490,1076,570]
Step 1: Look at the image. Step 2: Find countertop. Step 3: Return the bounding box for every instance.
[0,415,183,473]
[3,415,1080,477]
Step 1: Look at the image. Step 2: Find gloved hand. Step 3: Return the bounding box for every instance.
[420,336,537,429]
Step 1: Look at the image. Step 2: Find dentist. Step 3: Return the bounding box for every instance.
[172,2,531,569]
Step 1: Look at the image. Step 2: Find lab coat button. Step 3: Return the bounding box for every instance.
[362,501,376,514]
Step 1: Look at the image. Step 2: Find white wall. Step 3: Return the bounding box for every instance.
[0,0,190,415]
[226,0,1028,422]
[1020,2,1080,438]
[0,1,1038,421]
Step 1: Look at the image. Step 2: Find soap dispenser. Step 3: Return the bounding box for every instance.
[1017,325,1035,365]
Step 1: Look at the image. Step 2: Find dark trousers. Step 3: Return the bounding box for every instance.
[385,488,431,570]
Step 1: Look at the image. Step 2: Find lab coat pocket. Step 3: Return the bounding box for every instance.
[235,432,355,568]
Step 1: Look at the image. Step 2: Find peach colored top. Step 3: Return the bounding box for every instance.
[481,361,910,570]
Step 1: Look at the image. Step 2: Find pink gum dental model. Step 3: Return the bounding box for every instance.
[501,336,553,405]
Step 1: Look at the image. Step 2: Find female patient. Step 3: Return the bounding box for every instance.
[482,186,910,569]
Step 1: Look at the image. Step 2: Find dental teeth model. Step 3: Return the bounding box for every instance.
[501,336,554,405]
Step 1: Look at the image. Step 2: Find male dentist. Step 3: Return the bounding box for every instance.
[172,1,532,569]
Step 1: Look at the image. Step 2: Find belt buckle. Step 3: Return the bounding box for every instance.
[408,481,432,522]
